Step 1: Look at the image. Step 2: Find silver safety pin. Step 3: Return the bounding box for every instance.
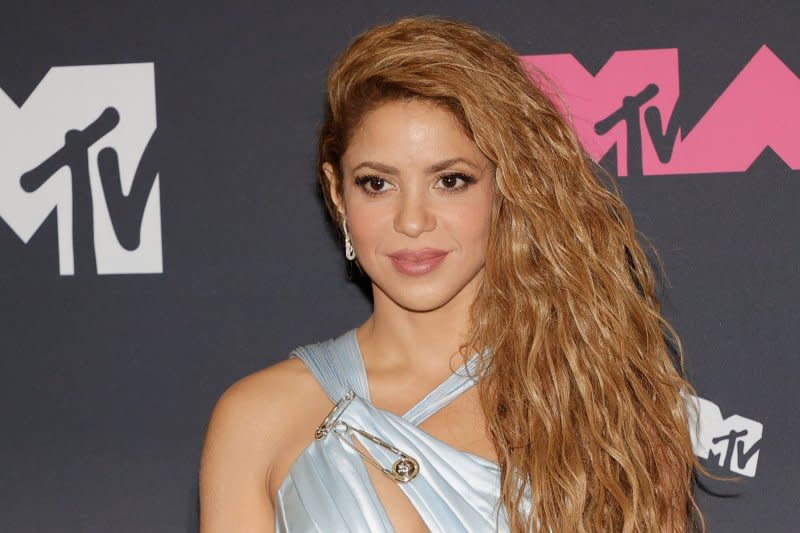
[314,390,356,440]
[313,390,420,483]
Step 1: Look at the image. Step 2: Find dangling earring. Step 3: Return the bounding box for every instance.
[343,219,356,260]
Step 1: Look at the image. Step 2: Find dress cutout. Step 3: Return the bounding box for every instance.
[273,329,512,532]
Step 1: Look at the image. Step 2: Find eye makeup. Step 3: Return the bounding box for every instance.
[354,175,392,195]
[353,172,477,197]
[434,172,476,191]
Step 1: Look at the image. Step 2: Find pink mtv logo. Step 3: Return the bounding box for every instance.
[522,46,799,176]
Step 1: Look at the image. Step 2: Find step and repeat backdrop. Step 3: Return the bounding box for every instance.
[2,1,796,531]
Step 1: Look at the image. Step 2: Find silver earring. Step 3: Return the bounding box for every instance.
[343,219,356,260]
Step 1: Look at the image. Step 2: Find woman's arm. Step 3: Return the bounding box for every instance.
[199,368,289,533]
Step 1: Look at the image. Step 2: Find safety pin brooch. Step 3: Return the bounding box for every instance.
[315,390,420,483]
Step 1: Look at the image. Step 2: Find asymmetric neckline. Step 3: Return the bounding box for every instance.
[274,331,498,492]
[274,331,507,532]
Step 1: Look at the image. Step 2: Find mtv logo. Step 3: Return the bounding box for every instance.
[684,393,762,477]
[524,46,800,176]
[0,63,161,275]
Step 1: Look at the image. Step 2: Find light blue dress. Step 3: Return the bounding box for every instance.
[273,329,511,532]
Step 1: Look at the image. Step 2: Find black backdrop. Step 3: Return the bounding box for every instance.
[2,1,797,531]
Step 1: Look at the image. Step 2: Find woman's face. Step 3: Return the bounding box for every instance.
[325,98,495,312]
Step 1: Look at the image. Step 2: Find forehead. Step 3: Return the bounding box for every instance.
[341,99,484,168]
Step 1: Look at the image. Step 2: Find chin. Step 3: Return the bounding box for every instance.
[373,279,471,313]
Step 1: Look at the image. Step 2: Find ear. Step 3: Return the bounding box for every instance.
[322,162,346,220]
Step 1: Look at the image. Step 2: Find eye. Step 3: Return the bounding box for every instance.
[354,175,393,195]
[434,172,476,191]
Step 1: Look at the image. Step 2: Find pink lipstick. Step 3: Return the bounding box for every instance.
[388,248,449,276]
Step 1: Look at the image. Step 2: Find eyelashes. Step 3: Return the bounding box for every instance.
[353,176,392,195]
[353,172,477,197]
[437,173,477,190]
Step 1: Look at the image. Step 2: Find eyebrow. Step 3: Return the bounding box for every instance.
[351,157,479,175]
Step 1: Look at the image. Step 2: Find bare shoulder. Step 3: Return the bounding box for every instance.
[202,356,322,475]
[211,357,319,427]
[199,356,329,532]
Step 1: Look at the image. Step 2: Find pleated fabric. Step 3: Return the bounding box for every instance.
[273,329,510,532]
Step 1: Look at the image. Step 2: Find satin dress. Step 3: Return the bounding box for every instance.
[273,329,512,532]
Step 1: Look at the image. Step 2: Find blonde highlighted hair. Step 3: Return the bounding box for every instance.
[318,16,704,532]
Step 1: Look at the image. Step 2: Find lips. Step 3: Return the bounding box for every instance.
[388,248,449,276]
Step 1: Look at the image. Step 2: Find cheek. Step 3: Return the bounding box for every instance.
[345,203,387,250]
[452,215,491,255]
[444,197,493,250]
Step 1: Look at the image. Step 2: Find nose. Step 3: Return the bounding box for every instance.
[393,190,436,238]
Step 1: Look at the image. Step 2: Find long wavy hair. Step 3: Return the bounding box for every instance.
[318,16,704,532]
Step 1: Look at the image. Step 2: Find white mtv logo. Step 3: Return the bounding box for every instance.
[685,393,762,477]
[0,63,161,275]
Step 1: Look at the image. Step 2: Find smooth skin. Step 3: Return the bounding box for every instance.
[199,99,497,532]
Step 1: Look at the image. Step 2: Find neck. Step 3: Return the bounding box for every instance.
[357,272,482,375]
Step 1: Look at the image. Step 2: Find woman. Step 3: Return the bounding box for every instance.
[200,16,703,532]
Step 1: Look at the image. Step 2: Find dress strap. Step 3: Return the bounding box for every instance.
[290,329,370,403]
[402,351,484,426]
[292,329,489,424]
